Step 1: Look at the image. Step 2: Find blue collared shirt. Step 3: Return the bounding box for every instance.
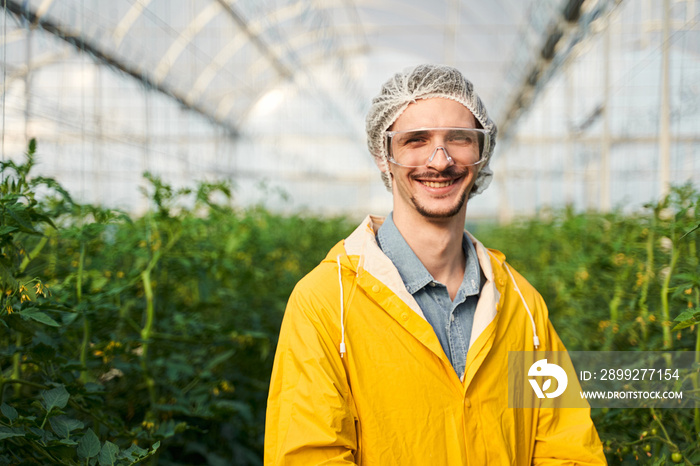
[376,214,481,379]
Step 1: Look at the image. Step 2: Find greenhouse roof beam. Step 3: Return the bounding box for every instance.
[496,0,623,141]
[3,0,239,137]
[187,1,306,104]
[34,0,55,21]
[152,2,222,85]
[113,0,154,48]
[1,50,71,93]
[213,0,367,133]
[214,0,293,81]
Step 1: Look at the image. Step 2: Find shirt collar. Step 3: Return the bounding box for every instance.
[376,213,481,297]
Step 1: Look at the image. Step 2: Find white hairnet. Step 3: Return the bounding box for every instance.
[365,64,497,198]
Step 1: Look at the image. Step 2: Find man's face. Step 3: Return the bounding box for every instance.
[387,98,481,220]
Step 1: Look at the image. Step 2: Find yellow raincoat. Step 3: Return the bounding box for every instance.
[265,216,606,465]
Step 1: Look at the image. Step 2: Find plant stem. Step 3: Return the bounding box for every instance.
[78,243,90,383]
[11,333,22,398]
[607,284,623,350]
[660,242,679,350]
[77,243,84,303]
[141,267,156,407]
[18,234,48,274]
[638,223,654,347]
[138,225,181,409]
[695,288,700,437]
[652,406,695,466]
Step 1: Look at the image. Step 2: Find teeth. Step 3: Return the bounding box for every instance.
[421,180,454,188]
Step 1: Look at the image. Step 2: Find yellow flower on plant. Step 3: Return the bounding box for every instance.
[34,281,49,298]
[220,380,235,393]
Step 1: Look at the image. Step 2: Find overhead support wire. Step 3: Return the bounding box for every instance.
[3,0,240,137]
[496,0,625,142]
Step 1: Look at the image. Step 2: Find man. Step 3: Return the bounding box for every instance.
[265,64,606,465]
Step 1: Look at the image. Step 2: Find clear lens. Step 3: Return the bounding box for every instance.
[385,127,489,168]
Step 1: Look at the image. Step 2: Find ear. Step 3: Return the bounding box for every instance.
[374,156,391,175]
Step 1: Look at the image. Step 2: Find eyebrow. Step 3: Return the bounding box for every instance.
[405,130,430,136]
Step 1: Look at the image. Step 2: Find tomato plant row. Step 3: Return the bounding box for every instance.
[0,140,697,464]
[478,183,699,465]
[0,141,353,464]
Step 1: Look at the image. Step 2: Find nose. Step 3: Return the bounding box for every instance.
[426,146,455,171]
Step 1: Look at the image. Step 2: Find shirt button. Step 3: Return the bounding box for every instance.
[498,278,506,287]
[372,285,380,293]
[401,313,409,321]
[464,398,472,408]
[429,282,436,287]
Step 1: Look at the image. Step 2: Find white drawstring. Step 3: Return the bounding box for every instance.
[503,261,540,349]
[337,255,346,358]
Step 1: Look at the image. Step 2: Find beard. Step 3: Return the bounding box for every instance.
[408,166,471,219]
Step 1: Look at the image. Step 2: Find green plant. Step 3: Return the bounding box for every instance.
[477,184,700,465]
[1,140,354,464]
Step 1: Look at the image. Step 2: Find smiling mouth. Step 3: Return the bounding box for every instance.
[421,180,454,188]
[419,179,459,188]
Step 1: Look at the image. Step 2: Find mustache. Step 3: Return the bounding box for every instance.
[410,166,467,179]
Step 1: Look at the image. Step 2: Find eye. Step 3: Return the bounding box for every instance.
[397,133,429,147]
[448,131,475,145]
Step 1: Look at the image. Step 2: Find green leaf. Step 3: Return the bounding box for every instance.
[50,415,84,438]
[41,385,70,412]
[674,310,699,322]
[204,349,235,371]
[98,441,120,466]
[1,403,18,421]
[0,262,17,288]
[77,428,101,459]
[21,309,60,327]
[673,319,700,331]
[119,443,148,459]
[671,310,700,330]
[0,226,18,236]
[7,205,37,233]
[0,426,24,440]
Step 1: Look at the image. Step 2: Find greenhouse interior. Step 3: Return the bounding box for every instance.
[0,0,699,464]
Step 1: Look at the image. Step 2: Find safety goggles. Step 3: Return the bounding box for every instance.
[385,127,489,168]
